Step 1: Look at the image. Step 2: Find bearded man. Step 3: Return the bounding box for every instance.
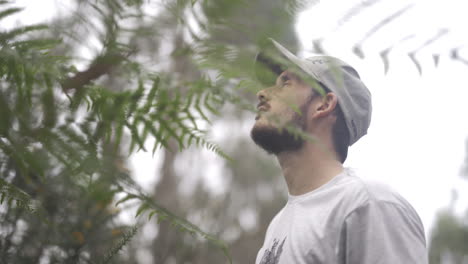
[251,39,428,264]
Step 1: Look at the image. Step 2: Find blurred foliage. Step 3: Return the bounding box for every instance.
[429,209,468,264]
[0,0,300,262]
[429,141,468,264]
[0,0,236,262]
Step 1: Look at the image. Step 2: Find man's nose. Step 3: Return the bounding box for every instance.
[257,89,268,102]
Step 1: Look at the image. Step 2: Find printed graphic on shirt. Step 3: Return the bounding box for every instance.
[259,237,287,264]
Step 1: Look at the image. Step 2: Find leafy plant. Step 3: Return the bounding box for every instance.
[0,1,234,262]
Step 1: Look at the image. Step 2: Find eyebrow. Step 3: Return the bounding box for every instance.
[279,70,301,83]
[277,70,328,96]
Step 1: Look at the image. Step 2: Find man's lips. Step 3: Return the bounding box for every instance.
[255,103,270,120]
[257,102,269,112]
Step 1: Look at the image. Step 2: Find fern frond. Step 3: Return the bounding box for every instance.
[100,225,139,264]
[0,24,48,43]
[119,193,232,264]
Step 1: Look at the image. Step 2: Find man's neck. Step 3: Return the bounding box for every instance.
[277,142,344,196]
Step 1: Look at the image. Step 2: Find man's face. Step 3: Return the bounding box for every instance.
[251,70,316,154]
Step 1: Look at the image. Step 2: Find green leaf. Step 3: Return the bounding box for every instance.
[204,93,220,115]
[0,7,23,21]
[160,119,182,149]
[157,213,167,224]
[135,202,150,217]
[0,24,48,43]
[195,99,210,123]
[114,119,125,152]
[0,91,11,136]
[42,76,56,127]
[115,194,138,206]
[126,120,146,153]
[127,79,145,117]
[141,76,160,113]
[12,38,60,50]
[148,211,157,221]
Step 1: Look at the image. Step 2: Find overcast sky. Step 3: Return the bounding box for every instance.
[295,0,468,238]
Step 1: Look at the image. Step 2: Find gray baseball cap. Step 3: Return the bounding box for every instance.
[254,38,372,146]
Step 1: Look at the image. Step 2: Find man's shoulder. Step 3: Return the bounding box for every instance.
[337,169,417,215]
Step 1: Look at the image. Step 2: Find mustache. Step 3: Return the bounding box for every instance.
[257,102,269,110]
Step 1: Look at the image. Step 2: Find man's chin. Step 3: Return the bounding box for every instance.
[253,114,269,125]
[250,124,304,155]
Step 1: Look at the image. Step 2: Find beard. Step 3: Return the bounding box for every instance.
[250,100,311,155]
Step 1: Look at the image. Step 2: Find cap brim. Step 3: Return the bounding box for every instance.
[254,38,326,93]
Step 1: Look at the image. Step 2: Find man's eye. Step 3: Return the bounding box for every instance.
[280,75,291,86]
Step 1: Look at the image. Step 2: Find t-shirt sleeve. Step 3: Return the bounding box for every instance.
[340,200,428,264]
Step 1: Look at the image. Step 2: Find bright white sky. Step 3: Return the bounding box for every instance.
[4,0,468,242]
[295,0,468,239]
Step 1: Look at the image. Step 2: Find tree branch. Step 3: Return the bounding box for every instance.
[61,52,126,91]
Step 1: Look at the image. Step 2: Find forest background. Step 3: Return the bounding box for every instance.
[1,0,468,263]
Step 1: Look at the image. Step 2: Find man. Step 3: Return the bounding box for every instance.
[251,38,427,264]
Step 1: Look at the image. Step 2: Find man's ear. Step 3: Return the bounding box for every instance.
[313,92,338,118]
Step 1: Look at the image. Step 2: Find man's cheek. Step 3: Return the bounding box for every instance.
[265,111,291,128]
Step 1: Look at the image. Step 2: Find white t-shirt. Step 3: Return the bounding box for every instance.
[255,168,428,264]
